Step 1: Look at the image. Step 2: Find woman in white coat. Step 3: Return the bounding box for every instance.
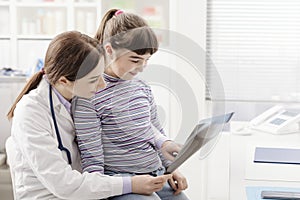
[6,31,171,200]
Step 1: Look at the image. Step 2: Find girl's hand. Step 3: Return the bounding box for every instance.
[168,170,188,195]
[160,141,182,161]
[131,174,172,195]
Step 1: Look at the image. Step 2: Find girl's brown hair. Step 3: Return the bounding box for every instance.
[7,31,103,120]
[95,8,158,55]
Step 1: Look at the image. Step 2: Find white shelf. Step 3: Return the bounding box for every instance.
[0,76,27,83]
[74,2,98,8]
[17,35,54,40]
[16,2,68,8]
[0,36,10,39]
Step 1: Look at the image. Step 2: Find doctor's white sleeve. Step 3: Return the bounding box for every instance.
[12,100,124,199]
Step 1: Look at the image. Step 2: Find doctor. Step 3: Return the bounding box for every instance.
[6,31,171,200]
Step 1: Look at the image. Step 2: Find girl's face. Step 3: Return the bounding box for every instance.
[72,59,106,98]
[105,47,151,80]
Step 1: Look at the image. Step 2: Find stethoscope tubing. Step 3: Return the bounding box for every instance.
[49,84,72,165]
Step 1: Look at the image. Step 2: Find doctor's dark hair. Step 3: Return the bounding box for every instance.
[7,31,103,120]
[95,8,158,56]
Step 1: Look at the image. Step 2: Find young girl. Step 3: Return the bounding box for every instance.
[73,9,189,200]
[7,31,171,200]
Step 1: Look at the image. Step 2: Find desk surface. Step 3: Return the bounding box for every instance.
[204,129,300,200]
[230,131,300,199]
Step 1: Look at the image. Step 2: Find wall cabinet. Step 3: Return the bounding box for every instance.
[0,0,173,73]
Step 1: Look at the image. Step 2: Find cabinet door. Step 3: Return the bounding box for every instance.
[0,40,10,67]
[16,5,67,36]
[102,0,169,28]
[0,5,10,67]
[17,40,50,74]
[0,83,11,151]
[102,0,170,44]
[0,81,26,151]
[74,7,97,36]
[0,5,9,35]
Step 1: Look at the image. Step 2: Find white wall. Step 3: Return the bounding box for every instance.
[173,0,207,117]
[174,1,208,199]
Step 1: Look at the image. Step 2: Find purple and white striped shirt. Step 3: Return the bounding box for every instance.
[73,73,169,175]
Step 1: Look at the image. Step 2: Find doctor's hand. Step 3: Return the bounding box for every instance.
[168,170,188,195]
[131,174,172,195]
[160,140,182,161]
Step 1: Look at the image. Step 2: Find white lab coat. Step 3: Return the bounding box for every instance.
[10,78,123,199]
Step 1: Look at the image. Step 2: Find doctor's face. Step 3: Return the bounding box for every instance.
[72,60,106,99]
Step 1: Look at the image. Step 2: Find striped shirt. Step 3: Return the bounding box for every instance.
[73,74,169,174]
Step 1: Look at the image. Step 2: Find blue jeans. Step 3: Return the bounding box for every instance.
[107,168,190,200]
[109,183,189,200]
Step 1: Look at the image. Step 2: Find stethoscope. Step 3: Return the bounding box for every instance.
[49,84,72,165]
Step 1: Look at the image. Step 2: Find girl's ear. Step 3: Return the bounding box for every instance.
[104,43,113,56]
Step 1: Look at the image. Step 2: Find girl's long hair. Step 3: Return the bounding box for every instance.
[95,8,158,55]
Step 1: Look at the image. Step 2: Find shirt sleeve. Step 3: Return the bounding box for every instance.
[72,97,104,174]
[12,100,124,199]
[148,87,170,146]
[147,87,172,167]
